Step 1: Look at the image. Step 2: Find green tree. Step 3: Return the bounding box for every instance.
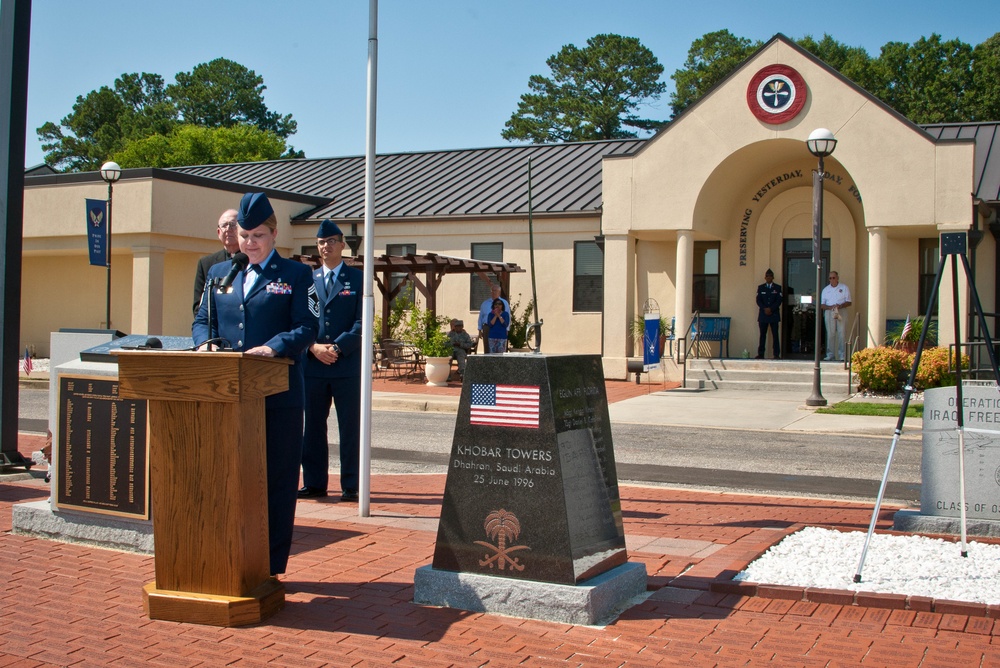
[796,34,879,93]
[871,34,974,123]
[670,30,760,117]
[502,34,667,143]
[37,72,176,172]
[166,58,297,139]
[38,58,301,171]
[970,33,1000,121]
[112,124,291,168]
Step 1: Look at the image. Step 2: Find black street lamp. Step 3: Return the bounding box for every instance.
[100,161,122,329]
[805,129,837,407]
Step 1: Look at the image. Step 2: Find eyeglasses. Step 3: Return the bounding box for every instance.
[316,237,344,246]
[218,222,237,229]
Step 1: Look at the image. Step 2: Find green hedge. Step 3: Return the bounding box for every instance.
[851,346,970,393]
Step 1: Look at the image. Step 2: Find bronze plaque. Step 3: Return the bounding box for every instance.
[55,375,149,518]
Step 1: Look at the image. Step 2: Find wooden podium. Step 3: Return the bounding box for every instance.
[116,350,292,626]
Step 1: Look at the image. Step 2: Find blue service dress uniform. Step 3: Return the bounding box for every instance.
[192,252,318,575]
[756,281,783,358]
[302,264,364,495]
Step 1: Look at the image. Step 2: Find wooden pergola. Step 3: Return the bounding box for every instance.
[295,252,525,340]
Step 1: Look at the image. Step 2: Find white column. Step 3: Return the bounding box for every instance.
[131,245,166,335]
[601,233,635,379]
[675,230,694,355]
[867,227,886,348]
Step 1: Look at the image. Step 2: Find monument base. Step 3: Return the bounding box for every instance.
[413,561,647,626]
[12,500,153,553]
[143,578,285,627]
[893,509,1000,538]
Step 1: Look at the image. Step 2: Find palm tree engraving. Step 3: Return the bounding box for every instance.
[473,508,530,571]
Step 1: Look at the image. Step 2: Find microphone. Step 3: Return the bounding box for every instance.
[218,252,249,292]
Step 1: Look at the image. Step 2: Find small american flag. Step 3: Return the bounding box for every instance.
[470,383,540,429]
[900,315,912,340]
[20,346,32,376]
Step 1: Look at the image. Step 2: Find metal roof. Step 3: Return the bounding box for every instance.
[170,124,1000,219]
[172,140,644,222]
[921,122,1000,204]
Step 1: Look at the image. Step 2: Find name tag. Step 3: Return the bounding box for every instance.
[266,282,292,295]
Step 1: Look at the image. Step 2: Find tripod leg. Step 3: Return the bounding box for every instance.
[854,252,946,583]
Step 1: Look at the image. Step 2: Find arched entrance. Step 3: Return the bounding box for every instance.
[755,187,859,358]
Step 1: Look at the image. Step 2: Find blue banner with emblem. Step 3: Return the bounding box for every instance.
[86,198,107,266]
[642,312,661,371]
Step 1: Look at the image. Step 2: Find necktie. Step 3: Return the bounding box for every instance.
[250,264,263,274]
[326,270,336,293]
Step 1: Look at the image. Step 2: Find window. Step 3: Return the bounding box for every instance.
[919,238,939,315]
[470,242,503,310]
[386,243,416,306]
[693,241,720,313]
[573,240,603,312]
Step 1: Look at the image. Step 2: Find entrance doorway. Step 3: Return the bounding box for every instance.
[783,239,829,358]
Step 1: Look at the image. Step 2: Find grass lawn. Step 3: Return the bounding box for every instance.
[817,402,923,418]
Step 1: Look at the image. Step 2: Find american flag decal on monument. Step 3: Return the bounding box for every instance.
[470,384,540,429]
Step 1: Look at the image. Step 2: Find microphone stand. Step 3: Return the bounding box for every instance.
[206,277,218,351]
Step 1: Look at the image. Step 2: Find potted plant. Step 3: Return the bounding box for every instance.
[420,329,454,386]
[507,295,535,351]
[886,316,937,353]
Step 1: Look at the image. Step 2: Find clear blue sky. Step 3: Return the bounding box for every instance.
[25,0,1000,168]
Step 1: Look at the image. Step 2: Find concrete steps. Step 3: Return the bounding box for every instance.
[682,357,854,395]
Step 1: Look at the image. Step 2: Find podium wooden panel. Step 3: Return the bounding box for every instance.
[115,350,292,626]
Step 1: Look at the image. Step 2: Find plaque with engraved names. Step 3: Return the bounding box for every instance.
[55,375,149,518]
[433,354,627,585]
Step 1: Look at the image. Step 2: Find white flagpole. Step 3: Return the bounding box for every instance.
[358,0,378,517]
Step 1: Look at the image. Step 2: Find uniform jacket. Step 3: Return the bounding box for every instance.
[305,263,364,379]
[192,252,318,408]
[756,282,783,324]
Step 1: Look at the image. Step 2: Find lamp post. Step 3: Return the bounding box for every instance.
[100,161,122,329]
[805,129,837,407]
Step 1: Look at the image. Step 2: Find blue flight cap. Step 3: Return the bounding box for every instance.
[237,192,274,230]
[316,219,343,239]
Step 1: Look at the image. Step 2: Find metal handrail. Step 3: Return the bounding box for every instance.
[677,311,701,389]
[844,312,862,395]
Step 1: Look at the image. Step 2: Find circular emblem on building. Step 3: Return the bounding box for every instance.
[747,64,807,124]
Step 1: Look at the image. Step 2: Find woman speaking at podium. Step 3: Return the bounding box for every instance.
[193,192,318,576]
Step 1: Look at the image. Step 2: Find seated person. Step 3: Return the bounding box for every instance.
[447,318,475,377]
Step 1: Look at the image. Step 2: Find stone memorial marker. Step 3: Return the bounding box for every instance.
[432,353,627,585]
[921,382,1000,522]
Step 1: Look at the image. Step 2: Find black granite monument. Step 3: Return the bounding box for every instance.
[432,353,627,585]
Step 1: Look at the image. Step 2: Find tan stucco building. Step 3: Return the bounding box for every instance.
[19,36,1000,379]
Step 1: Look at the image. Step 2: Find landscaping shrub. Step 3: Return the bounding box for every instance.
[851,346,910,393]
[914,346,969,390]
[852,345,971,393]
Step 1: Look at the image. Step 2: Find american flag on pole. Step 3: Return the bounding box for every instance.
[900,315,912,340]
[20,347,32,376]
[470,383,540,429]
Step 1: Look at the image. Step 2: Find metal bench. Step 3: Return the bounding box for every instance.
[690,315,731,359]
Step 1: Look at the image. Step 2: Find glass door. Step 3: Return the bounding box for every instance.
[783,239,829,358]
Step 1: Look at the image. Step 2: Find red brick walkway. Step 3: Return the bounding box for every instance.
[2,470,997,666]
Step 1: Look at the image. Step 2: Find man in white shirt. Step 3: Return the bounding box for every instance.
[821,271,852,361]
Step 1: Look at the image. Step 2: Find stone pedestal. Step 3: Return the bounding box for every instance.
[416,353,646,622]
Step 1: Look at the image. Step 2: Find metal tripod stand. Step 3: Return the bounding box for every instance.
[855,232,1000,582]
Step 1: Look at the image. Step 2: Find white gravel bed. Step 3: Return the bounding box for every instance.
[735,526,1000,604]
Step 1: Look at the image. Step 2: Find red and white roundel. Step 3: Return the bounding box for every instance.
[746,64,806,124]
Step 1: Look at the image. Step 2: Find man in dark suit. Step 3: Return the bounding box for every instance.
[192,208,241,316]
[193,192,318,576]
[756,268,782,359]
[299,220,364,502]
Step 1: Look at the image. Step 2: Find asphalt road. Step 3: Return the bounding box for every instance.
[18,387,920,503]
